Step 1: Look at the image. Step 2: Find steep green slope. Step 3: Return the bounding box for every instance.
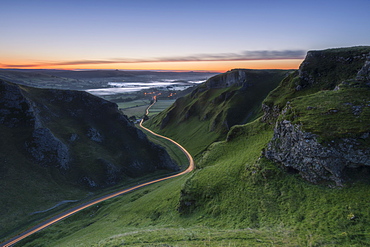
[263,47,370,185]
[16,120,370,246]
[280,85,370,144]
[262,46,370,123]
[145,69,290,157]
[10,47,370,246]
[0,80,178,241]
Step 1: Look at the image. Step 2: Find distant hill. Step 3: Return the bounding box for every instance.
[144,69,291,156]
[0,79,178,236]
[0,79,178,186]
[0,69,218,91]
[7,46,370,247]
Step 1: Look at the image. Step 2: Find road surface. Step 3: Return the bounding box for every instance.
[1,100,194,247]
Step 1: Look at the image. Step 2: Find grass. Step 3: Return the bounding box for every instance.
[120,99,176,119]
[148,115,222,158]
[0,84,183,243]
[89,227,298,246]
[0,125,88,242]
[282,85,370,145]
[5,52,370,246]
[15,118,370,246]
[118,99,151,118]
[262,46,370,119]
[144,70,288,158]
[147,99,176,117]
[138,121,189,171]
[116,99,151,109]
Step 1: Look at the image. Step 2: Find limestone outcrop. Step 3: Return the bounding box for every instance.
[0,79,178,188]
[265,120,370,186]
[263,47,370,185]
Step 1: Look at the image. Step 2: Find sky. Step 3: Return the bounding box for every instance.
[1,0,369,72]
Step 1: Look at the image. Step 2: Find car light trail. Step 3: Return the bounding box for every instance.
[1,100,194,247]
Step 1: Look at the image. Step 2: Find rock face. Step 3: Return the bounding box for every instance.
[261,103,281,125]
[261,47,370,124]
[0,80,35,128]
[356,60,370,82]
[0,80,71,169]
[204,69,249,89]
[25,127,71,170]
[297,47,370,89]
[0,79,178,188]
[263,47,370,185]
[265,120,370,186]
[157,69,288,135]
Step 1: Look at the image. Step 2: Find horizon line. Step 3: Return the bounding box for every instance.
[0,49,306,70]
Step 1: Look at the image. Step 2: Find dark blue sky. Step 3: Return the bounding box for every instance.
[1,0,369,71]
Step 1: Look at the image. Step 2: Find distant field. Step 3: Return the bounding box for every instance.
[119,99,175,119]
[118,100,151,118]
[148,99,176,117]
[116,99,151,109]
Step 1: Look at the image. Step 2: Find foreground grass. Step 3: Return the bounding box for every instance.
[17,176,298,247]
[15,118,370,246]
[0,124,88,242]
[90,227,298,246]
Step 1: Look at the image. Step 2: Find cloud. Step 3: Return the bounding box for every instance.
[1,50,306,68]
[157,50,306,62]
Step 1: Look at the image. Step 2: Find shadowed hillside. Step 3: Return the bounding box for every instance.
[0,79,178,238]
[4,47,370,247]
[145,69,291,156]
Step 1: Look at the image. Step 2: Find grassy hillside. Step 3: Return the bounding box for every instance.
[145,69,290,157]
[262,46,370,122]
[5,47,370,246]
[15,119,370,246]
[0,80,179,242]
[281,85,370,145]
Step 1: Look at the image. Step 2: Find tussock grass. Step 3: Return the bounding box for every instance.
[8,55,370,246]
[263,46,370,114]
[17,118,370,246]
[145,70,288,157]
[282,86,370,145]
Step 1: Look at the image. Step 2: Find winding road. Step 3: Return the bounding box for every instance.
[1,100,194,247]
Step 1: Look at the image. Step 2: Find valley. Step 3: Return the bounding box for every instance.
[1,99,194,247]
[1,46,370,246]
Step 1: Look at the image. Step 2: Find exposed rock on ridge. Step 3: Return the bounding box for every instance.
[0,80,71,169]
[0,79,178,188]
[297,48,370,90]
[265,120,370,186]
[25,127,71,169]
[263,47,370,185]
[204,69,249,89]
[158,69,288,134]
[262,47,370,124]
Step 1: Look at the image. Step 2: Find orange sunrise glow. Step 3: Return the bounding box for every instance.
[1,59,302,72]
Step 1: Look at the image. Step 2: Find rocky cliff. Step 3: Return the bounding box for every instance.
[262,46,370,124]
[203,69,250,89]
[143,69,290,157]
[265,120,370,186]
[0,79,178,188]
[158,69,290,132]
[263,47,370,185]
